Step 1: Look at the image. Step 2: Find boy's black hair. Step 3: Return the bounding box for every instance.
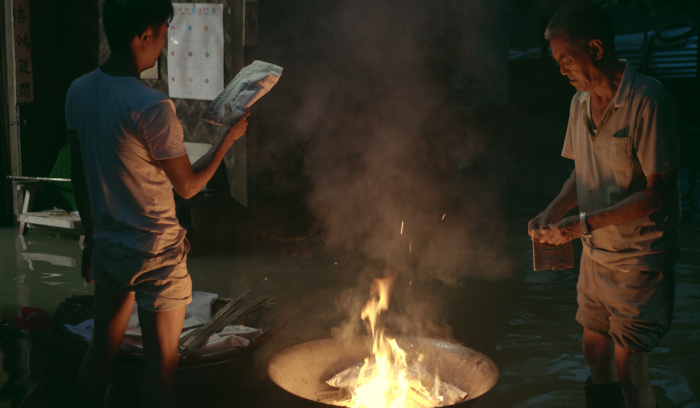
[545,1,617,58]
[103,0,174,54]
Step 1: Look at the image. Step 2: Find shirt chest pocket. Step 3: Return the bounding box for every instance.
[610,135,633,171]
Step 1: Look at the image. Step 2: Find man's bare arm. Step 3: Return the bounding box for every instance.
[541,170,677,244]
[159,109,249,199]
[528,169,579,235]
[587,170,677,230]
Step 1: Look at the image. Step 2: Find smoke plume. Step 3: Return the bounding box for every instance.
[255,0,513,341]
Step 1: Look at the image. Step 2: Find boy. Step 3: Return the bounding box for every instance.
[66,0,249,406]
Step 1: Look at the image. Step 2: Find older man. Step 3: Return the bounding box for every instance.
[528,3,680,408]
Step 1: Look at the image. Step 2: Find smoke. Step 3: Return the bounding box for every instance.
[254,0,513,342]
[300,3,511,270]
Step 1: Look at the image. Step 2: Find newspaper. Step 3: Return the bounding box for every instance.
[200,60,283,126]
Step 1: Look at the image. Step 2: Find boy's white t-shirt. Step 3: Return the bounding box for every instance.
[65,68,187,255]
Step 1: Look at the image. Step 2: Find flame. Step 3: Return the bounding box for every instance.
[343,277,442,408]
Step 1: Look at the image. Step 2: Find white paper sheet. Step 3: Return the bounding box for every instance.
[168,4,224,100]
[64,319,95,341]
[219,324,262,339]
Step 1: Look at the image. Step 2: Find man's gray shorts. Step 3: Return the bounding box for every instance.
[576,253,675,352]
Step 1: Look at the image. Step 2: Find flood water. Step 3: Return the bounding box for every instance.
[1,129,699,408]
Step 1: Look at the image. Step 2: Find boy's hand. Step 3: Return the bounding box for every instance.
[222,108,250,148]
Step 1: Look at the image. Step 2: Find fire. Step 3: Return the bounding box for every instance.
[341,277,444,408]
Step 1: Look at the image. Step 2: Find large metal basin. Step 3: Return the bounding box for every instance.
[267,336,498,407]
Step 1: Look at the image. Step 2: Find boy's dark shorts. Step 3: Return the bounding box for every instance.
[91,238,192,311]
[576,254,675,352]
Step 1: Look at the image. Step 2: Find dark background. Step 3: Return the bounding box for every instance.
[1,0,699,231]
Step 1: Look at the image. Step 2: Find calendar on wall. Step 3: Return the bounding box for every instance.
[168,3,224,100]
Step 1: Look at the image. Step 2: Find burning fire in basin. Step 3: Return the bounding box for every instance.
[268,277,499,407]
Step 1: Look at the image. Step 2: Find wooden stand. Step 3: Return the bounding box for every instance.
[12,178,84,244]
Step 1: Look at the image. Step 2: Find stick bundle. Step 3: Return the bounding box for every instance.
[179,291,272,352]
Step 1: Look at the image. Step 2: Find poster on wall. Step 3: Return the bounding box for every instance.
[168,3,224,100]
[13,0,33,104]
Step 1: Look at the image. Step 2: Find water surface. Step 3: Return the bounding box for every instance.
[1,133,699,408]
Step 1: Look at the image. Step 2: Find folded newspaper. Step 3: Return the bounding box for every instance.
[200,60,283,126]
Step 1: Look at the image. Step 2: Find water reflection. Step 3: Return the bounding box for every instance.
[0,143,699,407]
[0,231,90,407]
[14,235,89,296]
[514,390,585,408]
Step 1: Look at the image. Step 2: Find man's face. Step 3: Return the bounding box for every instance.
[550,36,596,92]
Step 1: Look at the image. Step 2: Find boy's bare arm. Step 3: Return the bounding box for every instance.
[190,111,249,174]
[68,130,94,238]
[68,129,94,282]
[159,109,249,199]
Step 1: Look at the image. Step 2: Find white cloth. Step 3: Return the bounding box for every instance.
[127,323,258,353]
[65,68,187,255]
[124,291,218,336]
[218,324,262,339]
[64,292,262,354]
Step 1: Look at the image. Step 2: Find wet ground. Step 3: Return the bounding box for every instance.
[1,129,699,408]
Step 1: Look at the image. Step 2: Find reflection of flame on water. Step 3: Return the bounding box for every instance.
[338,277,445,408]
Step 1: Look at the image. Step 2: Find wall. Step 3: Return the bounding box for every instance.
[18,0,99,181]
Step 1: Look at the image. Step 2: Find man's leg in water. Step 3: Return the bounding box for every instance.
[616,347,655,408]
[77,286,135,407]
[582,328,617,382]
[138,305,186,408]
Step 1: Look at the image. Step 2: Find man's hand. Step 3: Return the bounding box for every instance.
[540,215,581,245]
[528,169,579,237]
[528,209,556,237]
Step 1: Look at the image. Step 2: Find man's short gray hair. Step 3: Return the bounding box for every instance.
[545,1,616,57]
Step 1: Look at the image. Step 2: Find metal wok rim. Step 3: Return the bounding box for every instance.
[267,335,499,407]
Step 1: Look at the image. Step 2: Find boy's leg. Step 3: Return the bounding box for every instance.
[77,286,135,408]
[615,347,655,408]
[137,305,186,408]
